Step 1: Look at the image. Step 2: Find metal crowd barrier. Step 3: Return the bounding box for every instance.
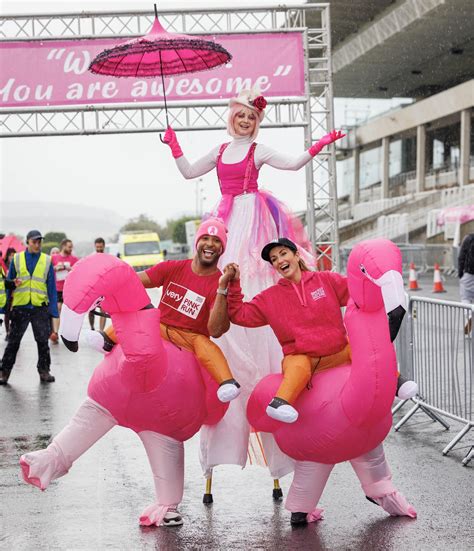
[394,296,473,465]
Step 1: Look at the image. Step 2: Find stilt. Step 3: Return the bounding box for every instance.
[203,470,213,504]
[273,478,283,500]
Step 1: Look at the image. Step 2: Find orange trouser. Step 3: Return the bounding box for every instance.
[276,344,352,404]
[104,323,233,385]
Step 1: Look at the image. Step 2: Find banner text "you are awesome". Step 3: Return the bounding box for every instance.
[0,33,305,107]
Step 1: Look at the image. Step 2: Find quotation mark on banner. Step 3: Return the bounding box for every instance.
[46,49,91,74]
[273,65,293,77]
[47,49,67,61]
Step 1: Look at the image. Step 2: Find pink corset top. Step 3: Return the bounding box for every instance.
[216,142,259,196]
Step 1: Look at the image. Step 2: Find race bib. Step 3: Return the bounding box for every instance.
[161,281,206,319]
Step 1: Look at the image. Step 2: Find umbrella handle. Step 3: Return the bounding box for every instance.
[159,134,166,144]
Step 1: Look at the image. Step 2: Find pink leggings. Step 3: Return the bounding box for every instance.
[20,398,184,524]
[286,444,416,519]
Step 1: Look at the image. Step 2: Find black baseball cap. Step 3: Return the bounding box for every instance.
[26,230,43,241]
[261,238,298,262]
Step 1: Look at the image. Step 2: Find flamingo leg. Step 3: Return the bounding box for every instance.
[20,398,116,490]
[350,444,417,518]
[138,431,184,526]
[285,460,334,514]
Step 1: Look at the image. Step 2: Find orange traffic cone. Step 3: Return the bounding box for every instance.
[408,262,421,290]
[432,263,446,293]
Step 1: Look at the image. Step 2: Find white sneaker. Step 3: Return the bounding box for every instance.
[162,507,183,527]
[397,380,418,400]
[266,400,299,423]
[84,330,115,353]
[217,381,241,403]
[84,330,107,353]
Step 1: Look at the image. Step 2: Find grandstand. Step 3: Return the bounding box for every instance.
[308,0,474,246]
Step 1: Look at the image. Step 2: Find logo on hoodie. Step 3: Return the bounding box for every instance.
[161,282,205,319]
[311,287,326,301]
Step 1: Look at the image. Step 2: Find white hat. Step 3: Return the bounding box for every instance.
[229,87,267,121]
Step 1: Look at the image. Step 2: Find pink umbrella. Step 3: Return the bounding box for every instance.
[89,4,232,129]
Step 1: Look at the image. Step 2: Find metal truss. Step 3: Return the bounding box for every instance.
[0,3,338,268]
[0,98,310,137]
[332,0,445,73]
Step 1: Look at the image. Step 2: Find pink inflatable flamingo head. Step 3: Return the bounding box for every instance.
[60,254,151,351]
[347,239,406,341]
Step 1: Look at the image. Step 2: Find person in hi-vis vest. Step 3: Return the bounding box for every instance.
[0,259,20,327]
[0,230,58,385]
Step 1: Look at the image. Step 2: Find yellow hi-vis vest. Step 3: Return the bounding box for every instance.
[12,252,51,308]
[0,265,6,309]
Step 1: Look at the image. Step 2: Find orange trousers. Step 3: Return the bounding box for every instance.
[276,344,352,404]
[105,324,233,385]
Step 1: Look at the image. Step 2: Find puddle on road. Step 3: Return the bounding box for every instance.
[0,433,51,468]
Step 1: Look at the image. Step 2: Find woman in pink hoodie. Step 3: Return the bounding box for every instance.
[223,237,351,424]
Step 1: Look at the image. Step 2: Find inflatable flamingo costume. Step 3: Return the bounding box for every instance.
[247,239,417,522]
[19,253,228,527]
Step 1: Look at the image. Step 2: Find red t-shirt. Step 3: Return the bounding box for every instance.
[52,253,79,291]
[145,259,221,336]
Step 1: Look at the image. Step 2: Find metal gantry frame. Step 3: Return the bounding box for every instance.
[0,3,339,267]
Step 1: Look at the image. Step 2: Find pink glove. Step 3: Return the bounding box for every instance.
[162,126,183,159]
[308,129,346,157]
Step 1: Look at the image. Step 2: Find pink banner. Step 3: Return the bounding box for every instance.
[0,33,304,108]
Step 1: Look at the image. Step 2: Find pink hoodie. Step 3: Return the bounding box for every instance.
[228,270,349,357]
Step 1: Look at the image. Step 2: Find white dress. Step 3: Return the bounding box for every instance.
[174,135,314,478]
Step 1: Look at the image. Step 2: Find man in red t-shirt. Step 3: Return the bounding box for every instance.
[51,238,79,342]
[100,218,241,403]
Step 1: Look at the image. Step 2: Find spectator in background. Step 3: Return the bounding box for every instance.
[50,247,60,255]
[0,230,58,385]
[51,239,79,343]
[3,248,17,340]
[94,237,105,254]
[458,233,474,334]
[89,237,106,331]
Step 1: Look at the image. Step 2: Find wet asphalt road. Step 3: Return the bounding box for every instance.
[0,282,472,551]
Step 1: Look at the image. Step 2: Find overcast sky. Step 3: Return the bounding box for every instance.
[0,1,404,228]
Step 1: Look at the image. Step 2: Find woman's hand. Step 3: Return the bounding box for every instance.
[162,126,184,159]
[219,263,240,289]
[309,129,346,157]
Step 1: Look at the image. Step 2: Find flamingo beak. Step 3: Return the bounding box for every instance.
[373,270,407,342]
[59,303,87,352]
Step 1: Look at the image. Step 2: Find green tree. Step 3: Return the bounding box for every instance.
[120,214,170,238]
[43,231,67,244]
[169,216,197,244]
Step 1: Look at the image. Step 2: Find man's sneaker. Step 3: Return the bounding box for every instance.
[162,507,183,526]
[290,512,308,526]
[39,371,55,383]
[0,370,11,385]
[266,397,298,423]
[396,376,418,400]
[217,379,241,403]
[84,330,115,353]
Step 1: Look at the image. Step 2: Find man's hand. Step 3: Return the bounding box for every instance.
[219,263,240,289]
[14,278,22,287]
